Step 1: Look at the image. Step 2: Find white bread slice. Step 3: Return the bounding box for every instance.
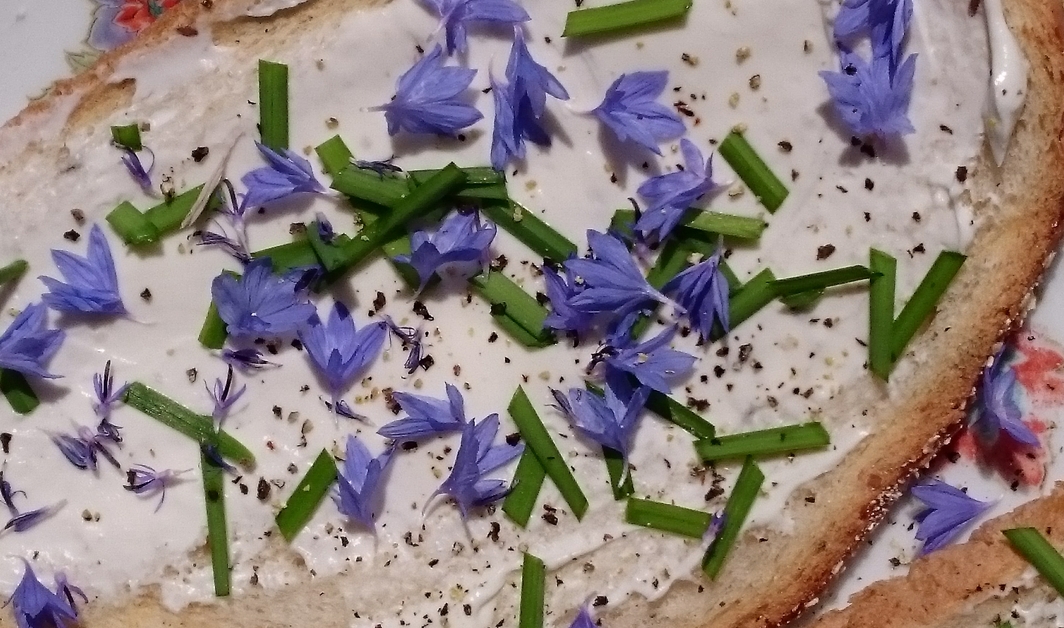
[1,0,1063,626]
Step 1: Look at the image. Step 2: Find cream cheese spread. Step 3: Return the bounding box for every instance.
[0,0,1025,624]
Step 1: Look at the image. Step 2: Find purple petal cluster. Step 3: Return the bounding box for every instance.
[207,366,246,422]
[971,347,1039,447]
[564,230,668,320]
[354,157,403,178]
[379,383,468,441]
[298,302,387,406]
[592,71,685,155]
[912,479,991,554]
[394,210,497,290]
[834,0,912,64]
[552,384,649,475]
[119,147,155,193]
[332,436,393,531]
[0,303,65,379]
[4,501,65,533]
[820,50,916,138]
[7,561,79,628]
[431,416,523,518]
[39,225,125,316]
[420,0,529,55]
[240,142,326,211]
[594,325,696,394]
[635,139,718,241]
[125,465,188,512]
[211,257,316,339]
[221,348,275,371]
[0,467,26,516]
[92,360,129,422]
[198,180,252,263]
[383,317,427,374]
[663,244,729,342]
[542,262,594,336]
[374,45,483,137]
[52,426,121,471]
[53,573,87,615]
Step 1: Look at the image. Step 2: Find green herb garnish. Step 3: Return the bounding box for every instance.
[0,369,39,415]
[106,201,160,246]
[629,239,692,339]
[258,60,289,151]
[771,265,875,297]
[645,389,716,439]
[626,497,713,538]
[502,448,547,527]
[198,300,230,350]
[144,184,216,234]
[0,260,28,287]
[779,289,823,311]
[329,167,408,208]
[469,271,555,348]
[694,422,829,462]
[481,202,578,262]
[868,248,897,380]
[890,251,966,361]
[681,211,767,241]
[562,0,691,38]
[702,456,764,578]
[276,449,338,542]
[604,446,635,499]
[110,124,142,151]
[201,449,231,597]
[1003,527,1064,597]
[718,131,788,213]
[314,135,354,176]
[710,268,777,341]
[518,553,546,628]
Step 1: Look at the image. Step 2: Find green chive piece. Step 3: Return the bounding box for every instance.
[868,248,897,380]
[702,456,764,578]
[144,184,217,234]
[329,167,408,208]
[481,202,578,262]
[258,60,289,151]
[518,553,546,628]
[645,389,716,439]
[1003,527,1064,597]
[610,208,637,243]
[468,271,555,348]
[0,369,39,415]
[408,167,505,187]
[276,449,338,542]
[779,289,823,311]
[502,448,547,527]
[694,422,829,462]
[718,131,788,213]
[562,0,691,38]
[252,239,319,274]
[106,201,160,246]
[771,265,874,296]
[0,260,28,287]
[307,224,352,273]
[314,135,354,176]
[890,251,966,361]
[509,386,588,519]
[201,451,231,597]
[110,124,142,151]
[604,447,635,499]
[628,239,693,339]
[123,382,254,467]
[681,211,767,240]
[198,301,229,350]
[710,268,777,341]
[626,497,712,538]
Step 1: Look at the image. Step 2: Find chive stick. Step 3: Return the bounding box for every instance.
[201,450,231,597]
[771,265,874,296]
[645,390,716,440]
[314,135,354,176]
[681,211,767,240]
[106,201,159,246]
[518,553,546,628]
[0,369,39,415]
[253,239,319,274]
[890,251,966,361]
[868,249,897,380]
[144,184,216,234]
[110,124,142,151]
[626,497,712,538]
[198,301,229,350]
[502,448,547,527]
[718,131,788,212]
[563,0,692,38]
[0,260,28,287]
[702,456,764,578]
[609,208,637,244]
[710,268,777,341]
[276,449,338,541]
[123,383,255,467]
[329,167,408,208]
[603,447,634,500]
[694,422,829,462]
[469,271,554,347]
[408,167,504,187]
[481,202,578,262]
[779,289,824,311]
[509,387,588,519]
[1003,528,1064,597]
[258,60,289,151]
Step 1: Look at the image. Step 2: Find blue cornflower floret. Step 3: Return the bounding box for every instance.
[7,560,79,628]
[298,302,387,411]
[592,71,685,155]
[332,435,393,531]
[834,0,912,66]
[211,257,316,339]
[594,325,696,394]
[125,465,189,512]
[420,0,529,55]
[820,49,916,138]
[636,139,719,242]
[207,366,246,422]
[53,573,87,616]
[912,479,991,554]
[0,304,65,379]
[379,383,468,441]
[3,501,66,534]
[552,384,650,478]
[221,348,275,371]
[430,415,523,518]
[52,426,121,471]
[373,45,483,137]
[39,225,125,316]
[506,30,569,118]
[971,347,1039,447]
[240,142,326,211]
[542,262,594,336]
[564,230,668,319]
[92,360,129,423]
[119,147,155,194]
[394,210,496,291]
[383,316,427,375]
[662,244,729,342]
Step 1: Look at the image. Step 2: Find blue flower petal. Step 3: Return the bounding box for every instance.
[376,45,483,136]
[593,71,685,154]
[39,225,125,315]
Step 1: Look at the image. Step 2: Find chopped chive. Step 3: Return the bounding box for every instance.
[604,447,635,499]
[681,211,767,240]
[702,456,764,578]
[201,450,231,597]
[645,389,716,439]
[106,201,160,246]
[110,124,142,151]
[198,301,229,350]
[408,167,504,187]
[626,497,712,538]
[502,448,547,527]
[609,208,637,243]
[868,248,896,380]
[0,260,28,287]
[718,131,788,213]
[144,184,218,234]
[252,239,319,274]
[276,449,338,542]
[778,289,823,311]
[329,167,408,208]
[469,271,555,348]
[314,135,354,176]
[771,265,874,296]
[890,251,965,361]
[481,202,578,263]
[1003,527,1064,597]
[123,382,255,467]
[694,422,829,462]
[307,224,352,273]
[518,553,546,628]
[0,369,39,415]
[562,0,691,38]
[509,387,588,519]
[381,235,423,290]
[710,268,777,341]
[258,60,289,151]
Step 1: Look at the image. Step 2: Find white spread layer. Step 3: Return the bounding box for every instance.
[0,0,1019,624]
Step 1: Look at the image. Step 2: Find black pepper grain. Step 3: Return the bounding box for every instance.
[63,230,80,242]
[256,477,271,501]
[0,432,10,454]
[191,146,210,162]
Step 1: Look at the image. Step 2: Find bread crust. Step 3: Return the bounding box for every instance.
[1,0,1063,626]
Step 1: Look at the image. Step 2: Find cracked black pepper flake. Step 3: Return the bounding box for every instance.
[191,146,209,162]
[912,211,922,222]
[488,332,499,343]
[256,477,271,501]
[713,365,725,378]
[542,511,559,525]
[291,338,304,351]
[0,432,10,454]
[490,255,509,272]
[186,368,198,383]
[593,596,609,607]
[777,140,792,153]
[956,165,968,182]
[864,178,874,190]
[63,229,80,242]
[505,432,522,446]
[419,355,435,370]
[817,244,836,260]
[70,209,85,225]
[413,301,434,320]
[487,522,501,542]
[489,303,507,316]
[140,288,152,302]
[373,291,386,312]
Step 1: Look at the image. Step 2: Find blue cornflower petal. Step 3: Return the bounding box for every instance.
[332,435,393,531]
[211,257,316,339]
[374,45,483,137]
[506,30,569,118]
[298,302,387,405]
[636,139,719,241]
[379,383,468,441]
[604,326,696,394]
[911,479,991,554]
[120,147,155,193]
[592,71,685,155]
[834,0,912,66]
[51,434,97,471]
[431,416,523,518]
[0,303,65,379]
[394,210,497,291]
[553,384,649,475]
[663,243,729,342]
[125,465,188,512]
[221,348,275,371]
[568,605,597,628]
[543,262,594,335]
[240,142,326,211]
[53,573,87,615]
[565,230,668,319]
[4,501,65,533]
[421,0,529,55]
[207,366,246,422]
[820,49,916,138]
[39,225,125,315]
[92,360,129,422]
[7,560,78,628]
[490,75,522,171]
[970,347,1040,447]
